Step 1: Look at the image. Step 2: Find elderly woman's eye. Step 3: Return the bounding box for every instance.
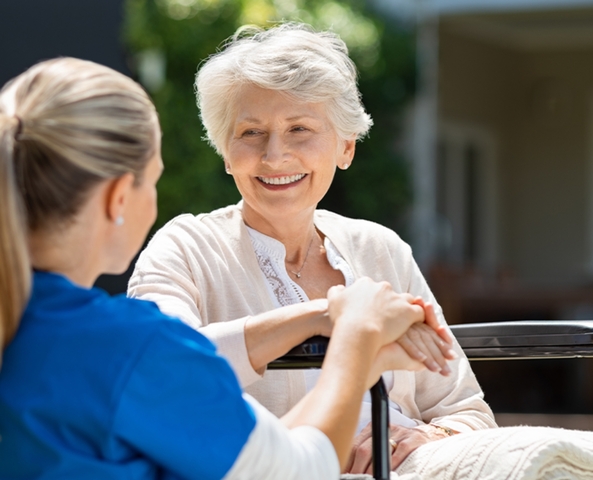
[242,129,260,137]
[291,126,308,133]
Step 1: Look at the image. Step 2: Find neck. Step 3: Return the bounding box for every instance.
[28,199,109,288]
[29,227,103,288]
[241,202,318,265]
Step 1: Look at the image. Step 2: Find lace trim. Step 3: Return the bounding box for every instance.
[247,225,352,307]
[252,248,306,306]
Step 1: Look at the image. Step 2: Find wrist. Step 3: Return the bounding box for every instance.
[304,298,330,337]
[428,423,459,437]
[331,318,383,356]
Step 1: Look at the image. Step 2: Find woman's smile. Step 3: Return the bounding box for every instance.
[256,173,307,188]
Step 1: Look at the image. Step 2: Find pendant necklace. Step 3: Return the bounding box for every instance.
[289,234,315,279]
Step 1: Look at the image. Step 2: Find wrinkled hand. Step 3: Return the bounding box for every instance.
[395,300,457,376]
[345,423,453,474]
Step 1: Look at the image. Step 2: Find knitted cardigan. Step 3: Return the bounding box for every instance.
[129,203,496,432]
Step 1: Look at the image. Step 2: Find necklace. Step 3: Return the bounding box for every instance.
[288,234,315,279]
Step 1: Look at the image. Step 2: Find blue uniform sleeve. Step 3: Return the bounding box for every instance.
[112,317,256,480]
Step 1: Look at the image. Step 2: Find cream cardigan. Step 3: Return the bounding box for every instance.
[128,203,496,432]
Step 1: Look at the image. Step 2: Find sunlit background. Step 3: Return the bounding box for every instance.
[3,0,593,430]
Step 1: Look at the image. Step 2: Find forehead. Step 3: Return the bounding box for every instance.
[232,84,328,123]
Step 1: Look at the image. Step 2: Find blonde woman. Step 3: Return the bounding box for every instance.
[0,57,447,479]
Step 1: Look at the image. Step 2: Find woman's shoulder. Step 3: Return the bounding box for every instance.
[29,273,204,347]
[147,203,244,246]
[314,209,408,246]
[100,291,210,346]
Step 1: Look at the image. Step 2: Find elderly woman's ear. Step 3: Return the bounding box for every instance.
[338,137,356,170]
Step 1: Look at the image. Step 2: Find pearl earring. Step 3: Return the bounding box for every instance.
[342,163,350,170]
[225,166,231,174]
[115,216,125,226]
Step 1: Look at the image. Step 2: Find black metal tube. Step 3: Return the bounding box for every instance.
[370,377,390,480]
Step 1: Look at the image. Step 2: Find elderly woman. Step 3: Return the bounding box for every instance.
[128,23,496,473]
[0,56,441,479]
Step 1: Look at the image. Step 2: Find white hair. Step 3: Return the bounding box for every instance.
[195,23,373,156]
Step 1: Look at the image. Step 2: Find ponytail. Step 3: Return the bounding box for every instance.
[0,57,158,357]
[0,114,31,352]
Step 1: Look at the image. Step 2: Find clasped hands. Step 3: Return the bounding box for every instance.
[326,278,458,473]
[326,278,457,389]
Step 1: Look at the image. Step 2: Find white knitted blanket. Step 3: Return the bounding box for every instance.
[342,426,593,480]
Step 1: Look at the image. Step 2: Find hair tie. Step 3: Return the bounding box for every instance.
[14,115,23,139]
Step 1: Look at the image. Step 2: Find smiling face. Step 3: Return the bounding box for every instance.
[225,84,355,231]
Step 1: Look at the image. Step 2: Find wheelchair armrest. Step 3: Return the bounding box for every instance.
[267,335,328,369]
[450,320,593,360]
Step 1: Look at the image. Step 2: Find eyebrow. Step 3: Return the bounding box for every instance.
[236,115,321,124]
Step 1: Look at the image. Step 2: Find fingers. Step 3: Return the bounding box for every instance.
[390,439,418,471]
[398,323,457,375]
[367,343,425,388]
[424,302,454,344]
[348,424,443,474]
[344,424,372,473]
[348,435,373,474]
[412,298,454,344]
[326,284,346,301]
[328,278,426,346]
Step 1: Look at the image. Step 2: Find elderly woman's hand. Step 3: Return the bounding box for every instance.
[345,422,456,474]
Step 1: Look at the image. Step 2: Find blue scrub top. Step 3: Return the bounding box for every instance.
[0,271,256,479]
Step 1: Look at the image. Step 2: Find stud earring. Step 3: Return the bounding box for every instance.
[115,216,125,226]
[342,163,350,170]
[225,165,231,174]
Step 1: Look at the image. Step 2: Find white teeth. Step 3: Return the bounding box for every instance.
[259,174,306,185]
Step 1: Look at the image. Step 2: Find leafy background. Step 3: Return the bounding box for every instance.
[123,0,416,234]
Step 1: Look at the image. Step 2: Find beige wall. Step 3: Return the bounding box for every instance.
[439,26,593,286]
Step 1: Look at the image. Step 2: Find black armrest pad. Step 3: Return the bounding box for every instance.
[450,320,593,348]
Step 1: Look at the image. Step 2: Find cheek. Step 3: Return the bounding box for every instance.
[134,188,158,231]
[147,189,158,224]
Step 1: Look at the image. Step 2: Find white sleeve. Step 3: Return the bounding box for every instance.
[223,395,340,480]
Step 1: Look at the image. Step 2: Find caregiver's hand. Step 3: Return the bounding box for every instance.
[327,279,424,347]
[345,423,455,474]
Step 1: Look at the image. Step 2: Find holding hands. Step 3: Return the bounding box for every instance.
[326,278,456,386]
[326,278,459,473]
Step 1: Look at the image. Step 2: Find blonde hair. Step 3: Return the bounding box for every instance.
[196,23,373,157]
[0,57,158,351]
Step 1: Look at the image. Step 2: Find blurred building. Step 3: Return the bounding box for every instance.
[0,0,127,86]
[379,0,593,325]
[0,0,133,294]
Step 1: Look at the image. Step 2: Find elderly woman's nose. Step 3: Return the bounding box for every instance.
[261,133,289,165]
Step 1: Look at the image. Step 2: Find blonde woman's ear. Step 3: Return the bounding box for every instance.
[105,173,135,225]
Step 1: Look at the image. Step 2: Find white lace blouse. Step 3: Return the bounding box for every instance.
[247,226,417,432]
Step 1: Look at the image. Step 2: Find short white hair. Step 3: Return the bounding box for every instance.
[195,23,373,157]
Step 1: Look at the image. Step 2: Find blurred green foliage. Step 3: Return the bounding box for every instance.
[123,0,415,233]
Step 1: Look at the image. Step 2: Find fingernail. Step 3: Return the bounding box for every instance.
[416,352,427,361]
[447,349,458,359]
[441,365,452,376]
[428,361,440,372]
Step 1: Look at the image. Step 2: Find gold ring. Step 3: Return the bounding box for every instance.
[389,438,398,451]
